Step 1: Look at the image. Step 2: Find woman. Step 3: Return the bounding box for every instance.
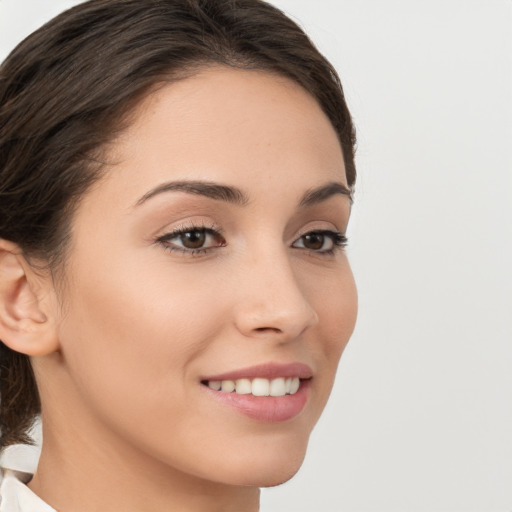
[0,0,357,510]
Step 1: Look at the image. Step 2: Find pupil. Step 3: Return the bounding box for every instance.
[304,233,324,250]
[181,230,206,249]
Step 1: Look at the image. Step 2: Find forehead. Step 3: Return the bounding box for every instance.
[97,67,347,207]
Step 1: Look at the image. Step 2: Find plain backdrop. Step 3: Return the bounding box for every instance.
[1,1,511,511]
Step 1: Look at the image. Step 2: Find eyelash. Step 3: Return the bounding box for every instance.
[156,222,225,256]
[294,230,348,256]
[155,224,348,257]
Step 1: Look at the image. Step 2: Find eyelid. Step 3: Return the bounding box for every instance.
[292,229,348,253]
[156,220,223,239]
[153,220,347,258]
[293,221,345,243]
[154,221,226,255]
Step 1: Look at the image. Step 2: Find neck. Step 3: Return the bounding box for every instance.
[29,414,260,512]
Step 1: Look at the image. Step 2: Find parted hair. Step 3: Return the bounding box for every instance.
[0,0,356,449]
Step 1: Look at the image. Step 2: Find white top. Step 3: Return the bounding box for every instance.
[0,468,55,512]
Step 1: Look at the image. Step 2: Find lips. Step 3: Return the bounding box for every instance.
[200,363,313,422]
[201,362,313,382]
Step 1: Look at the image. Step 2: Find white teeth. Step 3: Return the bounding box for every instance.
[208,380,221,391]
[207,377,302,396]
[269,377,286,397]
[252,378,270,396]
[289,377,300,395]
[221,380,235,392]
[235,379,252,394]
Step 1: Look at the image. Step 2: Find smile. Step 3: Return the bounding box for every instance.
[200,363,313,422]
[204,377,301,396]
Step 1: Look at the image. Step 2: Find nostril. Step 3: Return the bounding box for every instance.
[254,327,281,333]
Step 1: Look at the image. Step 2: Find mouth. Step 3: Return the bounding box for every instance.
[200,363,313,422]
[201,376,303,397]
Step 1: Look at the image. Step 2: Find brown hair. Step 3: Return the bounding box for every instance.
[0,0,356,450]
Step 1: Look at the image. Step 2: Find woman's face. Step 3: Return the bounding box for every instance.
[49,67,357,487]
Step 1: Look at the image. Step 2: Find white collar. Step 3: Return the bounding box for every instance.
[0,468,56,512]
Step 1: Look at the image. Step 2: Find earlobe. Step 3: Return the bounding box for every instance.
[0,239,59,356]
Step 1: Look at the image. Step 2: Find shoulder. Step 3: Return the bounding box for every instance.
[0,468,55,512]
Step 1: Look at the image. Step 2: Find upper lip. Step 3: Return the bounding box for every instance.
[201,362,314,382]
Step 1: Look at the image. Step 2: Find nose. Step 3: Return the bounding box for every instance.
[232,248,319,341]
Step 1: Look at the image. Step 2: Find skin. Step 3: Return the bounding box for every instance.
[13,67,357,511]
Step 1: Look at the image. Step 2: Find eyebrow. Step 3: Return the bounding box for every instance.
[299,182,353,207]
[135,180,249,207]
[135,179,352,208]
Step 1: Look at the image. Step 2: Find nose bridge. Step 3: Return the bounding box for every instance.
[233,242,318,339]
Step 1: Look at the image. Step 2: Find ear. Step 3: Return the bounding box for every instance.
[0,239,59,356]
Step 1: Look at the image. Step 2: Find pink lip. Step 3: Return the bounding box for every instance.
[201,362,313,382]
[200,363,313,422]
[202,379,311,422]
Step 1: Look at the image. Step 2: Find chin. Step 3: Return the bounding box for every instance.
[252,462,305,488]
[220,443,308,488]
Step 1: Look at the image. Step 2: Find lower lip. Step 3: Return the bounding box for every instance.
[202,379,311,422]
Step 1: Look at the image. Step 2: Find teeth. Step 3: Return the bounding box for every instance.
[208,380,221,391]
[270,377,286,397]
[207,377,301,396]
[235,378,252,394]
[289,377,300,394]
[252,378,270,396]
[221,380,235,392]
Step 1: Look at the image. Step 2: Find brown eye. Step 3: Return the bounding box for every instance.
[180,230,206,249]
[302,232,325,250]
[292,230,346,253]
[158,227,226,253]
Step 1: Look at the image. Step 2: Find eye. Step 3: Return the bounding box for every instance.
[292,230,347,254]
[156,226,225,254]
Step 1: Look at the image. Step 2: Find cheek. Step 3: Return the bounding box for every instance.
[309,261,357,354]
[299,261,357,417]
[54,257,242,480]
[56,254,226,418]
[327,278,357,359]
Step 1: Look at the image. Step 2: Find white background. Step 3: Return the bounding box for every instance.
[1,1,511,511]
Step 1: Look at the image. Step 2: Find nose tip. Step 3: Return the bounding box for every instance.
[235,304,318,341]
[233,273,319,341]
